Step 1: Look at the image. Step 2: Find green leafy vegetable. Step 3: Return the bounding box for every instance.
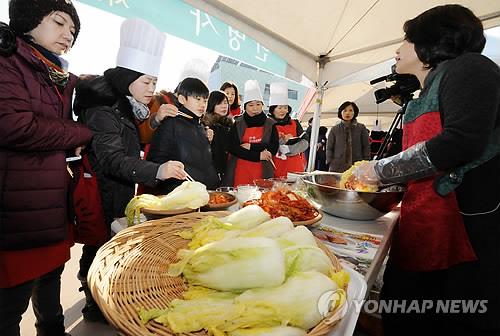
[168,237,286,291]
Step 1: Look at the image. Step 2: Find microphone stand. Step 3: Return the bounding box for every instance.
[374,94,413,160]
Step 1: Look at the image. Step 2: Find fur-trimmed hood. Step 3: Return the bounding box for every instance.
[202,113,234,128]
[73,75,118,117]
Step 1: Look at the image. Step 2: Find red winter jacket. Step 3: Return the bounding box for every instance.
[0,37,92,251]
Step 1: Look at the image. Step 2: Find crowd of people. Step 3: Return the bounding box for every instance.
[0,0,498,335]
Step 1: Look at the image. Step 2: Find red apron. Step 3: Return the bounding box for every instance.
[392,111,476,271]
[274,120,306,178]
[234,127,264,186]
[229,106,241,117]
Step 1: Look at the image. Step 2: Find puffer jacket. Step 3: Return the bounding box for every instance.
[148,105,220,194]
[74,76,160,224]
[0,37,92,250]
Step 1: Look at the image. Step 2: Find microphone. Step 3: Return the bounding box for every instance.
[369,64,399,85]
[369,75,389,85]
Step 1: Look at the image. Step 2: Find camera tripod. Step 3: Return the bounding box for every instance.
[374,94,413,160]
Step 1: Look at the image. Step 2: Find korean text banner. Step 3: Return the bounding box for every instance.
[77,0,287,76]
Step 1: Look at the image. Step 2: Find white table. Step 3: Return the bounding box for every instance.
[322,209,399,336]
[320,209,399,293]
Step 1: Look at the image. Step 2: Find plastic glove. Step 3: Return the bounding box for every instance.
[279,145,290,154]
[156,161,187,180]
[374,142,437,184]
[351,160,380,185]
[276,152,287,160]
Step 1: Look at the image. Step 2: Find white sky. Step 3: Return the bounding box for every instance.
[0,1,220,92]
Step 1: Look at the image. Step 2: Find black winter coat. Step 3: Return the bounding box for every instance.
[74,76,160,224]
[202,113,233,181]
[147,106,219,194]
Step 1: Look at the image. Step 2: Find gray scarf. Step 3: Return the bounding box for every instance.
[126,96,150,121]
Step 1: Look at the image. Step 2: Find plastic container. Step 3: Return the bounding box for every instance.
[329,267,367,336]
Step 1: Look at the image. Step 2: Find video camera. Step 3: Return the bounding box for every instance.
[370,64,420,104]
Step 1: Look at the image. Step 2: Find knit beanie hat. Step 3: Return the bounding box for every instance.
[9,0,80,45]
[104,67,143,96]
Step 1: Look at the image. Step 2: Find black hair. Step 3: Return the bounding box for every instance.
[0,22,17,56]
[177,77,209,99]
[319,126,328,136]
[220,81,240,110]
[269,105,292,116]
[404,4,485,69]
[9,0,81,45]
[308,117,313,124]
[337,101,359,120]
[243,101,264,111]
[206,90,229,115]
[103,66,143,97]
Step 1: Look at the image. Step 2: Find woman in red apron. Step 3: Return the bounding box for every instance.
[225,80,279,187]
[352,5,500,335]
[220,81,241,118]
[268,82,308,178]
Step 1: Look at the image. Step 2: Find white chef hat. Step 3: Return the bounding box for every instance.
[116,18,166,77]
[178,58,210,85]
[243,79,264,105]
[269,82,289,106]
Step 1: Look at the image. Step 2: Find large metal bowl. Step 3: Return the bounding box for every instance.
[301,172,405,220]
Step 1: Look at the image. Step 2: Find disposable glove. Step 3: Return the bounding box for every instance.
[374,142,437,184]
[279,145,290,154]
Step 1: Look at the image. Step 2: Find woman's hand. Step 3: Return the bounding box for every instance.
[278,132,293,143]
[74,146,85,157]
[158,161,186,180]
[206,127,214,143]
[155,104,178,124]
[259,149,272,161]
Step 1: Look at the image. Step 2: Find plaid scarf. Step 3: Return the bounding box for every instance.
[29,45,69,88]
[126,96,150,121]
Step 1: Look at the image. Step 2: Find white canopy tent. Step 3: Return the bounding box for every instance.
[184,0,500,170]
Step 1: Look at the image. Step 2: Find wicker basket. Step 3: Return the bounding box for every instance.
[88,211,346,336]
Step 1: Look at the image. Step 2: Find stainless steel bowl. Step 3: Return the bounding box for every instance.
[301,172,405,220]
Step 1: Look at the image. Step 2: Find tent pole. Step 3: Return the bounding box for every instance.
[306,61,326,172]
